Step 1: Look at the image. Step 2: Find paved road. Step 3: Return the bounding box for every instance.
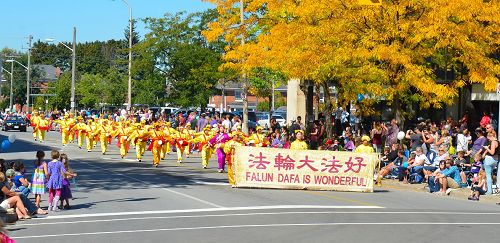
[2,129,500,243]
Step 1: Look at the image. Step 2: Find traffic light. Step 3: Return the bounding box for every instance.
[358,0,382,5]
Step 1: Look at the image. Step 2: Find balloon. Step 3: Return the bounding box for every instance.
[397,131,405,140]
[8,134,16,144]
[1,140,11,151]
[357,94,364,102]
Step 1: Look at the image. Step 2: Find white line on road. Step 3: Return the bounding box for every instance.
[35,205,383,220]
[17,210,500,227]
[79,160,223,208]
[13,222,500,239]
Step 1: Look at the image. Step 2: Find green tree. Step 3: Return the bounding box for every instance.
[134,9,229,109]
[48,72,71,110]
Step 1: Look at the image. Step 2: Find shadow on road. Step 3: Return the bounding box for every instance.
[71,157,229,192]
[0,132,57,154]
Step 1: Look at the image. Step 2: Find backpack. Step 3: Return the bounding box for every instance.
[409,173,424,184]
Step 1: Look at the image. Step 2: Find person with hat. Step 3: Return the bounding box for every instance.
[30,111,40,141]
[246,126,269,147]
[148,123,165,167]
[191,125,215,169]
[184,123,195,157]
[355,135,376,153]
[175,126,191,163]
[54,114,70,146]
[36,113,50,143]
[94,119,113,155]
[67,112,77,143]
[112,121,132,159]
[83,119,98,152]
[209,125,230,173]
[224,131,244,185]
[161,122,177,159]
[290,130,308,150]
[69,116,86,149]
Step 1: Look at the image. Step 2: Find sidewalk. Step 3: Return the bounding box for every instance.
[379,178,500,205]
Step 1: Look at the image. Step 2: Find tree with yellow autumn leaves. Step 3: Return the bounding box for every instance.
[204,0,499,135]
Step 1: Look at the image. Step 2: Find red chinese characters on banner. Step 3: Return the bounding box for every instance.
[297,155,318,172]
[248,152,271,169]
[321,156,343,173]
[344,157,367,173]
[274,153,296,171]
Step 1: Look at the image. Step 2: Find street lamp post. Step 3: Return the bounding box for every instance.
[46,27,77,113]
[116,0,133,113]
[6,59,28,112]
[27,35,32,113]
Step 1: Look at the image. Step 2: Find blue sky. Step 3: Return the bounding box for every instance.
[1,0,213,51]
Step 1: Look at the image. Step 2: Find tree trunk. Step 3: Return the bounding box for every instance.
[323,81,335,138]
[392,95,405,129]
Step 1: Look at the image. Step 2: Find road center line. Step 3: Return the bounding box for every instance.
[14,222,500,239]
[35,205,381,220]
[17,210,500,227]
[79,160,223,208]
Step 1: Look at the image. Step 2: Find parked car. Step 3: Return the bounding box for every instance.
[2,116,27,132]
[257,114,286,128]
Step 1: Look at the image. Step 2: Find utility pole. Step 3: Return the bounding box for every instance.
[71,27,77,113]
[127,4,133,113]
[27,35,32,113]
[240,0,249,134]
[9,60,14,110]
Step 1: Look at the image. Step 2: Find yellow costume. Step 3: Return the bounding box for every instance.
[355,136,375,153]
[36,116,49,143]
[175,126,190,163]
[128,124,148,161]
[149,125,165,167]
[290,140,308,150]
[113,122,131,158]
[84,120,97,152]
[162,122,177,159]
[224,132,243,185]
[67,113,76,143]
[94,120,112,155]
[191,127,214,168]
[30,112,40,141]
[246,127,269,147]
[55,115,70,146]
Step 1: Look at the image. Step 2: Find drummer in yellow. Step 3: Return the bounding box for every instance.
[224,131,244,186]
[161,122,177,159]
[94,119,113,155]
[30,111,40,141]
[84,119,98,152]
[36,114,50,143]
[67,113,77,143]
[55,114,70,146]
[175,126,190,163]
[149,123,165,167]
[290,130,308,150]
[184,123,195,158]
[246,126,269,147]
[128,123,148,162]
[191,126,215,169]
[113,121,132,159]
[355,135,375,153]
[69,116,86,149]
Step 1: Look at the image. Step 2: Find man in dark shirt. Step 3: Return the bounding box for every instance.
[406,126,423,151]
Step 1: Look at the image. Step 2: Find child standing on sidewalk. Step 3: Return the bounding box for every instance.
[32,151,48,208]
[59,154,77,209]
[46,150,66,211]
